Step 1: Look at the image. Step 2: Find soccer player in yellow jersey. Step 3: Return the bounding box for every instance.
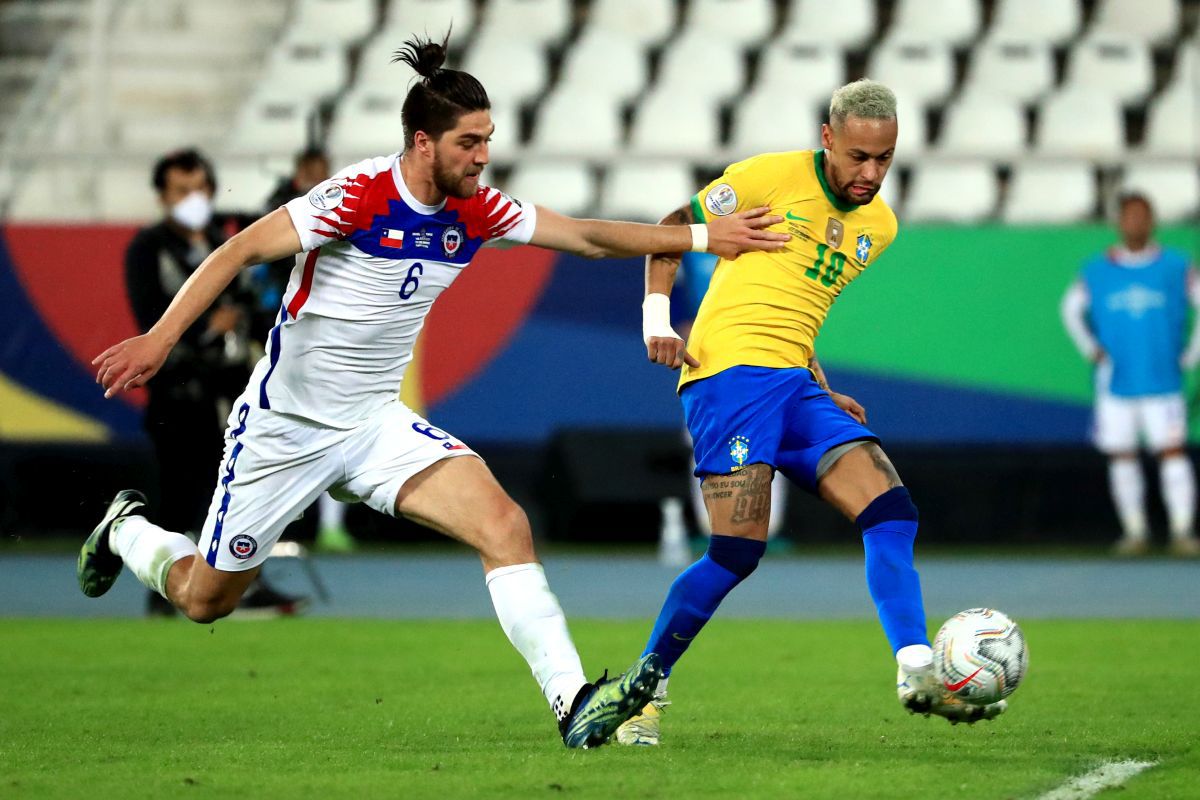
[617,80,1006,746]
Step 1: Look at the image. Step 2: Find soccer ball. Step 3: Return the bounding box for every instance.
[933,608,1028,705]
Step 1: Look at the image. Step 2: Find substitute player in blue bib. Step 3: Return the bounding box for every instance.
[1061,192,1200,557]
[617,80,1005,747]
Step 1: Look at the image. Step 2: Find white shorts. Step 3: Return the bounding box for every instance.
[197,397,477,571]
[1093,366,1187,454]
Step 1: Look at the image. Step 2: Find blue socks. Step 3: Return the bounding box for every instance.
[858,487,930,653]
[642,534,766,675]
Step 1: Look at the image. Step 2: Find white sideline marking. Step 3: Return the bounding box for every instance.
[1037,759,1158,800]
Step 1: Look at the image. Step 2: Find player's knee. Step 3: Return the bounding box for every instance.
[706,534,766,580]
[477,501,534,564]
[180,593,240,624]
[856,487,919,535]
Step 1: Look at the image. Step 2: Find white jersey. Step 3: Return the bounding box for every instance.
[247,152,537,428]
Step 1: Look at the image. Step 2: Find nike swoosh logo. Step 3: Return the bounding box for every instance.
[785,211,811,221]
[671,632,694,642]
[944,667,984,692]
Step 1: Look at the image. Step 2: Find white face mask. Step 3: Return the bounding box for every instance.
[171,191,213,231]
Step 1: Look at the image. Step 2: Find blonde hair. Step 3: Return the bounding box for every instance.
[829,79,897,129]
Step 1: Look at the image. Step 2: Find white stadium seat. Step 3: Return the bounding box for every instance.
[460,35,548,109]
[1120,161,1200,222]
[728,88,821,160]
[886,0,982,48]
[1035,89,1124,163]
[327,88,406,164]
[1089,0,1180,46]
[1141,84,1198,158]
[905,161,998,222]
[878,166,903,213]
[754,41,845,109]
[628,91,720,160]
[684,0,776,48]
[555,29,648,105]
[588,0,676,47]
[473,0,571,49]
[505,160,597,217]
[866,40,955,108]
[384,0,476,46]
[937,93,1026,160]
[260,39,349,105]
[1064,36,1154,106]
[600,161,695,222]
[290,0,377,46]
[226,96,316,156]
[962,40,1055,104]
[780,0,875,50]
[1002,161,1098,223]
[655,32,746,104]
[1168,39,1197,93]
[892,91,930,162]
[7,166,94,222]
[95,164,160,222]
[987,0,1081,46]
[213,160,286,215]
[528,88,623,159]
[354,35,420,94]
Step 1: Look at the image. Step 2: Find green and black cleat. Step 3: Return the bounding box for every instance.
[560,653,664,749]
[77,489,147,598]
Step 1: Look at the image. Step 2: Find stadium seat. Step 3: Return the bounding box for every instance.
[213,159,286,215]
[628,91,720,160]
[473,0,571,49]
[878,167,903,213]
[599,161,696,222]
[1141,84,1198,158]
[905,161,998,222]
[986,0,1081,47]
[353,34,420,94]
[1035,88,1124,163]
[460,35,548,109]
[1088,0,1180,46]
[485,102,522,163]
[95,164,160,222]
[754,41,845,108]
[1168,39,1197,93]
[961,39,1055,104]
[260,38,349,105]
[327,88,406,163]
[655,32,746,104]
[528,88,623,159]
[290,0,376,46]
[937,93,1026,159]
[1002,161,1098,223]
[728,88,821,160]
[384,0,476,46]
[866,40,955,108]
[505,160,597,217]
[7,165,94,222]
[1120,161,1200,222]
[892,91,930,162]
[588,0,676,47]
[225,96,316,156]
[780,0,875,50]
[1063,35,1154,106]
[555,29,648,105]
[683,0,776,48]
[885,0,982,48]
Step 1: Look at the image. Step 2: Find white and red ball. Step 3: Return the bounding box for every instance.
[933,608,1028,705]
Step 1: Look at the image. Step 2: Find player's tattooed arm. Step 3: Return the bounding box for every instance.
[809,353,832,392]
[643,204,700,370]
[811,352,869,425]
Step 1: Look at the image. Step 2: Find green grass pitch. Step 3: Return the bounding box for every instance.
[2,618,1196,799]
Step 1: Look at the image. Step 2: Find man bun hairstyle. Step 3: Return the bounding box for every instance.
[392,31,490,150]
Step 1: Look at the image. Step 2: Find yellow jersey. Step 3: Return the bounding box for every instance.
[681,149,898,388]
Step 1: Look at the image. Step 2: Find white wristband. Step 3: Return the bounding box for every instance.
[642,292,679,345]
[688,223,708,253]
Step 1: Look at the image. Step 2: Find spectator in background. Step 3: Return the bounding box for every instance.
[126,148,308,612]
[1061,192,1200,558]
[253,147,358,554]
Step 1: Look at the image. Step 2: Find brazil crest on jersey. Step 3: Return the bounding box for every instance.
[681,149,898,388]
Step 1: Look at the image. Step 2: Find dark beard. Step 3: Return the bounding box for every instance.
[433,159,477,199]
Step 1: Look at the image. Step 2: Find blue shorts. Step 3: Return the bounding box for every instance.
[681,365,878,492]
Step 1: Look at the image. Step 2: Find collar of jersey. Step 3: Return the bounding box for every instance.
[1108,243,1161,268]
[813,149,858,214]
[393,155,447,215]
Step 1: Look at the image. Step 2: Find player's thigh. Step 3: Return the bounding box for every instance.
[817,442,903,521]
[1093,392,1139,454]
[1139,394,1187,453]
[197,401,345,573]
[701,463,775,541]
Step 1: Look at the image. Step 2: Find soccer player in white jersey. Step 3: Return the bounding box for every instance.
[1061,192,1200,558]
[79,34,789,749]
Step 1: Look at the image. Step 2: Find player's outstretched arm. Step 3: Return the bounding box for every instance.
[811,353,867,424]
[528,205,787,261]
[93,209,302,398]
[642,204,698,371]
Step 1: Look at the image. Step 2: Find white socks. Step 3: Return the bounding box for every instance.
[1108,458,1148,540]
[1160,454,1196,540]
[485,563,587,722]
[318,493,346,529]
[896,643,934,671]
[109,516,198,598]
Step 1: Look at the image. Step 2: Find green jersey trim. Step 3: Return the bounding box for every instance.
[690,193,706,223]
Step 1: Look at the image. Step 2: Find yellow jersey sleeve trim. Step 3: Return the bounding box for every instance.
[690,193,707,223]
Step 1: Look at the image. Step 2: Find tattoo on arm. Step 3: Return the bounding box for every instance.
[702,464,773,525]
[864,443,903,489]
[809,354,831,392]
[646,203,695,294]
